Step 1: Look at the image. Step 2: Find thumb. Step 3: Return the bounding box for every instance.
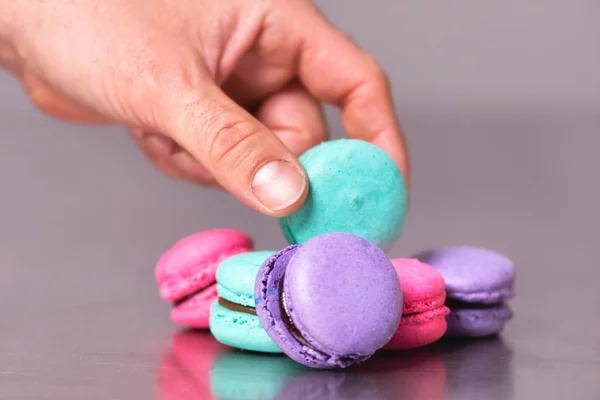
[159,77,308,217]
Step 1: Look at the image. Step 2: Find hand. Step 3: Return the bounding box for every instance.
[0,0,409,217]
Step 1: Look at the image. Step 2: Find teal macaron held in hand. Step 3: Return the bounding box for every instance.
[280,139,408,252]
[209,251,281,353]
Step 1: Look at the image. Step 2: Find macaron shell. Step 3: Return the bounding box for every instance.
[280,139,407,252]
[216,251,276,308]
[209,301,281,353]
[383,306,450,350]
[391,258,447,314]
[156,229,253,302]
[416,246,515,303]
[445,303,514,337]
[171,283,217,328]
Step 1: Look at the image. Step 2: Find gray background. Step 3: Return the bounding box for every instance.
[1,1,599,399]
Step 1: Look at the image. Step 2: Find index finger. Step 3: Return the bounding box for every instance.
[293,7,410,190]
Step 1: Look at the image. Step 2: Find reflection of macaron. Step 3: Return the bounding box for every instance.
[275,372,389,400]
[384,258,450,349]
[157,331,228,400]
[156,229,253,328]
[417,247,515,337]
[434,336,514,399]
[210,352,307,400]
[210,251,281,353]
[354,351,447,399]
[255,232,402,369]
[279,139,407,252]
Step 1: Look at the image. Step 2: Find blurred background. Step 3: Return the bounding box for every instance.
[1,1,598,399]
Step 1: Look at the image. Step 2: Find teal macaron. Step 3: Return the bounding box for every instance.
[209,251,281,353]
[280,139,408,251]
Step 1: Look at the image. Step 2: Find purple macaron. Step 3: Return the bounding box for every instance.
[417,246,515,337]
[254,232,402,369]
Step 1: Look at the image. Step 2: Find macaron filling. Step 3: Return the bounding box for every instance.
[400,305,450,324]
[173,282,216,307]
[279,277,332,357]
[217,297,257,316]
[265,246,319,352]
[447,285,515,304]
[445,299,506,310]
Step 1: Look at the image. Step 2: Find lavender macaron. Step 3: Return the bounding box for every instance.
[417,246,515,337]
[254,232,402,369]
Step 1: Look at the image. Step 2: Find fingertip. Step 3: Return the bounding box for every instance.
[368,128,411,193]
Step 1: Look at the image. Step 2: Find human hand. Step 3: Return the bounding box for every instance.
[0,0,409,216]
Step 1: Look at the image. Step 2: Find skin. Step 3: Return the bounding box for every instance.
[0,0,409,217]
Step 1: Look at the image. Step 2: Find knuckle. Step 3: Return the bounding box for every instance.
[347,56,391,109]
[375,66,391,90]
[142,59,198,97]
[204,112,260,166]
[112,50,201,125]
[360,52,390,89]
[362,56,390,89]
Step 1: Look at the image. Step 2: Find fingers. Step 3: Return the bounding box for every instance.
[255,81,327,156]
[129,129,183,180]
[170,150,220,187]
[20,69,221,188]
[130,81,322,191]
[129,128,219,186]
[0,41,22,76]
[157,73,308,217]
[21,71,110,124]
[294,7,410,190]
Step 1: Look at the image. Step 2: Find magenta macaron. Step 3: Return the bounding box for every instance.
[254,232,403,369]
[155,229,254,328]
[384,258,449,350]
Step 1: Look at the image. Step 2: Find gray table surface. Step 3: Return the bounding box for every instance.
[1,2,599,399]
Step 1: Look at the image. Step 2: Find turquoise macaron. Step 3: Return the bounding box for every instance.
[280,139,408,252]
[209,251,281,353]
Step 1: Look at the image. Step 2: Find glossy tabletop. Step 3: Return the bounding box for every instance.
[1,2,599,399]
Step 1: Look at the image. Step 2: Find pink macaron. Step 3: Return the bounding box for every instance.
[155,229,254,329]
[384,258,450,350]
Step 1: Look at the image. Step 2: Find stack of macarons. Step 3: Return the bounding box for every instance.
[155,139,516,369]
[155,229,254,329]
[417,246,515,337]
